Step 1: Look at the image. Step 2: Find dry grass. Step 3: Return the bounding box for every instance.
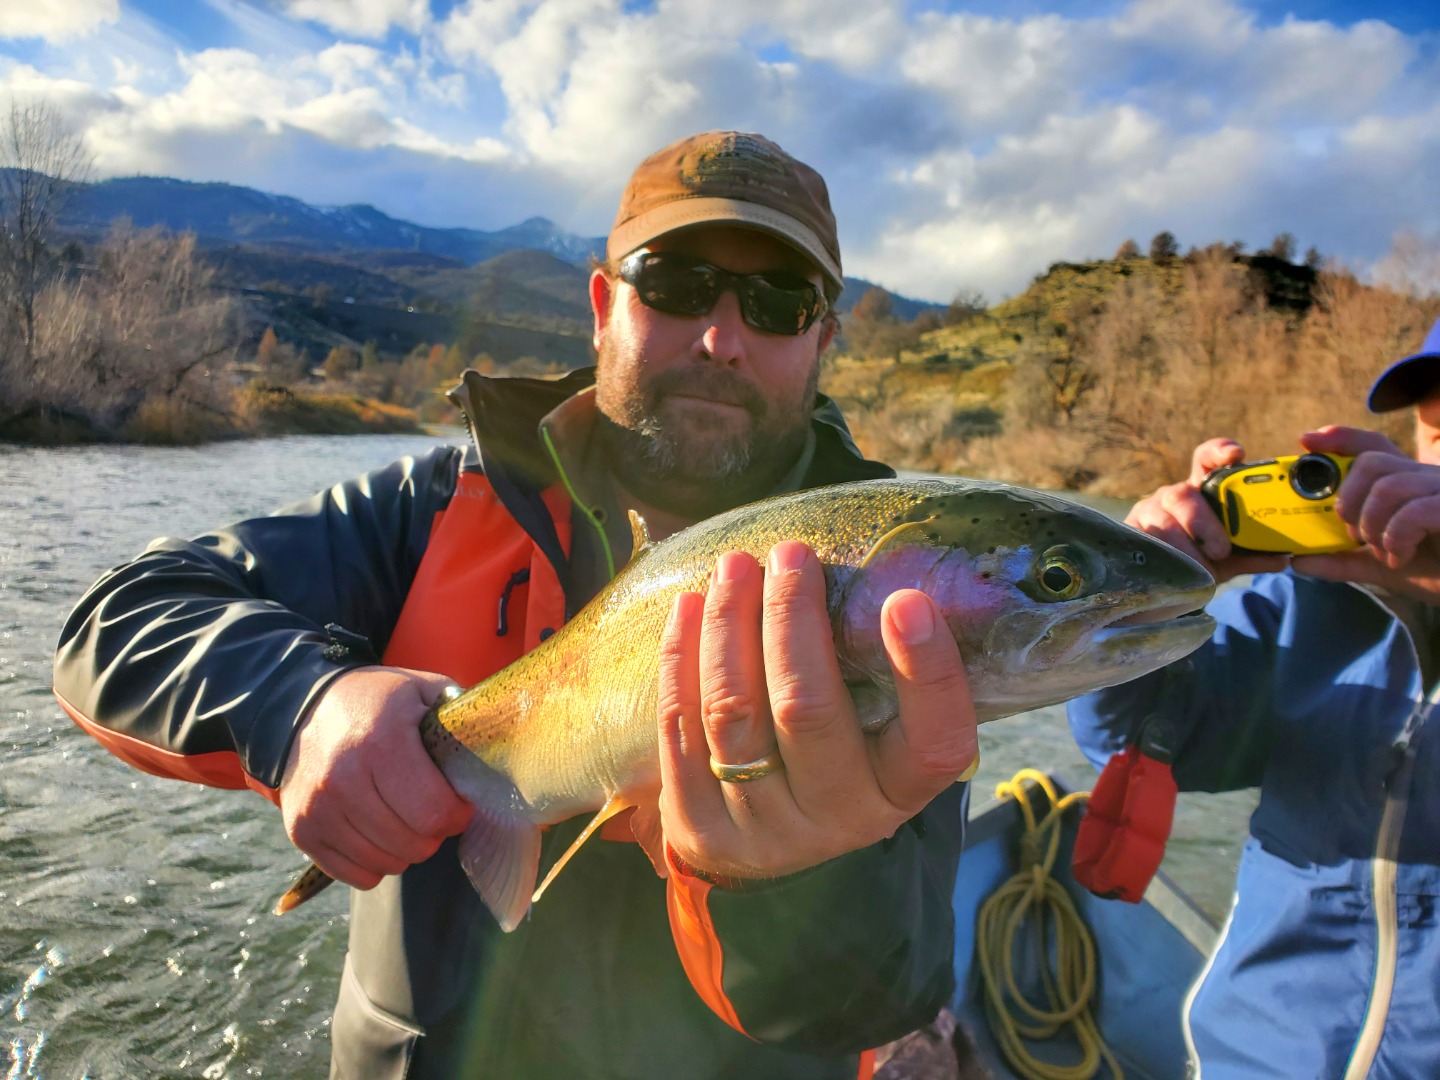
[828,242,1440,499]
[237,384,423,436]
[123,396,239,445]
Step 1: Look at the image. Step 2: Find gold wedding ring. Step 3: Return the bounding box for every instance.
[709,751,784,784]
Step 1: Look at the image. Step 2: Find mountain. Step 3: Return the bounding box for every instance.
[52,174,940,365]
[60,176,608,266]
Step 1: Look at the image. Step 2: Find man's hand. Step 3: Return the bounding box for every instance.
[279,667,473,890]
[1294,425,1440,603]
[1123,438,1289,583]
[655,541,978,882]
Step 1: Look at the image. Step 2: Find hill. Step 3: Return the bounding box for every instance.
[822,247,1438,497]
[51,174,941,369]
[897,252,1316,368]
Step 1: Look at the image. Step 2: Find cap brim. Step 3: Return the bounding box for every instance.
[1367,352,1440,413]
[607,197,843,291]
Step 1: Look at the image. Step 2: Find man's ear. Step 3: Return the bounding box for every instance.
[590,270,614,352]
[816,312,837,357]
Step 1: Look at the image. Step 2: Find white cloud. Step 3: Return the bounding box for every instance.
[441,0,747,179]
[678,0,911,72]
[284,0,430,40]
[3,0,1438,305]
[899,12,1077,130]
[0,62,115,124]
[315,43,395,90]
[0,0,118,43]
[440,0,542,68]
[1110,0,1255,53]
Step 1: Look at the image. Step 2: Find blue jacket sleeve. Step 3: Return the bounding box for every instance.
[53,447,463,790]
[1068,573,1299,792]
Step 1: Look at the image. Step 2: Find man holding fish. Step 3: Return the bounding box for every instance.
[54,131,1212,1078]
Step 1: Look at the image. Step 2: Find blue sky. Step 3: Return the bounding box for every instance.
[1,0,1437,301]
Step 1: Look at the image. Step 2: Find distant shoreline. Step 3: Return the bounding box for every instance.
[0,388,430,448]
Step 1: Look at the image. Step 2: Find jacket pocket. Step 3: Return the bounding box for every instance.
[330,956,423,1079]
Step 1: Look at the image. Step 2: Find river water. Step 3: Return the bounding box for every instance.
[0,433,1255,1078]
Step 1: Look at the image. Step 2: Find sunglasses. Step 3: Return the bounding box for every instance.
[617,249,828,336]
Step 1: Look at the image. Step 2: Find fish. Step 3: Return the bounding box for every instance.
[275,476,1216,929]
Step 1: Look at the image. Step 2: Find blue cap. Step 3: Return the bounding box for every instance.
[1368,318,1440,413]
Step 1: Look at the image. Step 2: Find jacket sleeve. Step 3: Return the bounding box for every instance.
[1067,573,1298,792]
[665,780,967,1053]
[52,446,463,795]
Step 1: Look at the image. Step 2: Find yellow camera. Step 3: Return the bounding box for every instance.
[1200,453,1358,555]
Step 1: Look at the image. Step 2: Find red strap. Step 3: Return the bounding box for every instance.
[1072,746,1178,903]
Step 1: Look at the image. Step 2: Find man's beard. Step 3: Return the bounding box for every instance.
[595,356,817,519]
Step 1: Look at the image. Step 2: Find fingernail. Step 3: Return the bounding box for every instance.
[959,753,980,783]
[889,592,935,644]
[714,552,749,584]
[666,591,701,633]
[767,542,807,575]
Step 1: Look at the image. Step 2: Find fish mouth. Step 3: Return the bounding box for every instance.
[1107,599,1208,628]
[976,593,1215,724]
[1024,587,1215,669]
[1087,606,1216,655]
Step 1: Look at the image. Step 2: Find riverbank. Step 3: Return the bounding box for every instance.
[0,383,429,447]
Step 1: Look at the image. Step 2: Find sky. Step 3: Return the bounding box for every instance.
[1,0,1437,303]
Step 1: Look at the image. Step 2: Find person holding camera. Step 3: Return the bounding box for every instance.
[1068,317,1440,1079]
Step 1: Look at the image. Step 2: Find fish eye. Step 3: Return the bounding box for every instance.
[1036,554,1083,600]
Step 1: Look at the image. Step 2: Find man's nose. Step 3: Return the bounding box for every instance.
[697,289,747,364]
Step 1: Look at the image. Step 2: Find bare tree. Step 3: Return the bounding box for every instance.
[28,222,240,434]
[1266,232,1297,262]
[0,100,93,382]
[843,288,923,361]
[1004,334,1097,429]
[1148,231,1179,262]
[1045,350,1098,424]
[1373,230,1440,299]
[945,287,988,326]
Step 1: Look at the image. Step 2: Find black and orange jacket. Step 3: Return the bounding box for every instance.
[53,367,969,1080]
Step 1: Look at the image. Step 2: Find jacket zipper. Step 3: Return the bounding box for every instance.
[1342,587,1435,1079]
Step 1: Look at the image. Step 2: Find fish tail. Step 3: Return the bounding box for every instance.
[274,860,334,914]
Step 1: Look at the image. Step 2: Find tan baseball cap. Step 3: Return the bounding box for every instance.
[607,130,843,294]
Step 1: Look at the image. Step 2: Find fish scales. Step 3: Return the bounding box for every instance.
[447,484,939,806]
[277,477,1216,929]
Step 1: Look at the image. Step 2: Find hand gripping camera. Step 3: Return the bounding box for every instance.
[1200,453,1358,555]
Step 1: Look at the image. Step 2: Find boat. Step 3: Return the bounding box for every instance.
[945,771,1219,1080]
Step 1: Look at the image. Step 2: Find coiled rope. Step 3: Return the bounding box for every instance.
[975,769,1123,1080]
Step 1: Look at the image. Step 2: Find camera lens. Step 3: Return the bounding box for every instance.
[1290,454,1341,500]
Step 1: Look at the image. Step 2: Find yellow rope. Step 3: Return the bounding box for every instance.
[974,770,1123,1080]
